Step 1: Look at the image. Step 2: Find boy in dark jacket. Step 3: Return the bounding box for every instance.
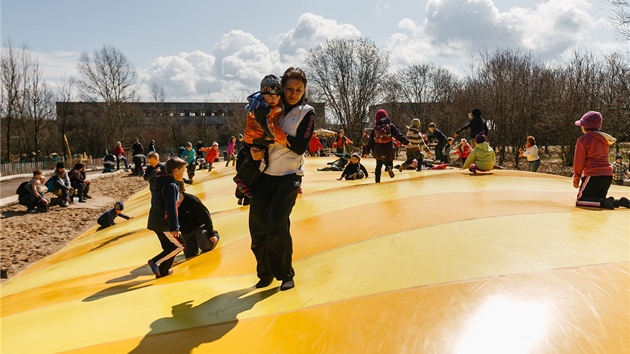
[178,192,220,258]
[366,109,410,183]
[147,157,187,278]
[97,201,132,228]
[455,108,489,147]
[143,151,167,194]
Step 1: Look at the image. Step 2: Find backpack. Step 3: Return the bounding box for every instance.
[373,122,392,144]
[16,181,30,196]
[45,177,57,193]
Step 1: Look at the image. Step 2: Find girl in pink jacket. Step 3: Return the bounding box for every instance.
[573,111,629,209]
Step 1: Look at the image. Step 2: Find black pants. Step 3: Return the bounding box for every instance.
[576,175,612,207]
[249,173,300,282]
[374,159,393,183]
[434,141,447,162]
[71,182,90,199]
[401,148,423,171]
[150,230,184,275]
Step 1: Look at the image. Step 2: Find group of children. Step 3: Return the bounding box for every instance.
[91,76,629,282]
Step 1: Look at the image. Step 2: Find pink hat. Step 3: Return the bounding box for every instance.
[375,109,388,121]
[575,111,602,131]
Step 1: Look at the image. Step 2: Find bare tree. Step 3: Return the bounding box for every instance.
[610,0,630,41]
[306,37,390,140]
[1,39,27,162]
[55,76,77,159]
[22,59,55,162]
[76,45,139,152]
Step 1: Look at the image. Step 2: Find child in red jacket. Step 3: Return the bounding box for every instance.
[573,111,629,209]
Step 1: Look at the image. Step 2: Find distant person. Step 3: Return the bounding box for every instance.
[114,141,129,170]
[49,162,71,207]
[454,109,489,147]
[399,118,430,172]
[452,138,472,166]
[360,130,370,158]
[143,151,167,194]
[131,137,144,156]
[225,136,236,167]
[147,140,156,153]
[69,162,91,202]
[612,155,629,186]
[427,122,447,163]
[102,154,116,173]
[366,109,409,182]
[444,137,455,164]
[573,111,629,209]
[337,153,368,180]
[462,133,495,173]
[332,130,352,155]
[97,201,132,229]
[519,135,541,172]
[308,131,325,156]
[178,192,220,258]
[180,142,196,184]
[147,157,187,278]
[18,170,49,213]
[200,142,220,171]
[196,141,204,161]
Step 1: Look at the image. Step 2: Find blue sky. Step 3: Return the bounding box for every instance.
[2,0,625,101]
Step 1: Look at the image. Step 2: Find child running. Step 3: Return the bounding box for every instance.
[147,157,187,278]
[573,111,629,209]
[233,74,288,197]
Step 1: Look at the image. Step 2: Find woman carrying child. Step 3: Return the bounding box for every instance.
[248,67,315,291]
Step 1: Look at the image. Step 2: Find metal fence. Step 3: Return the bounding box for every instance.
[1,158,98,177]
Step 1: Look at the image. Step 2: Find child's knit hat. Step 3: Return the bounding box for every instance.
[475,133,486,144]
[375,109,388,121]
[114,201,124,211]
[260,74,282,95]
[212,142,219,146]
[471,108,482,117]
[575,111,602,130]
[351,152,361,161]
[411,118,420,128]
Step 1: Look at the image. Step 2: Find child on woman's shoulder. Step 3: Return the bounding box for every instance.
[338,153,369,180]
[462,133,495,173]
[234,74,288,198]
[573,111,630,209]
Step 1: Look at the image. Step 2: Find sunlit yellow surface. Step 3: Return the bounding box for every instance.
[1,157,629,353]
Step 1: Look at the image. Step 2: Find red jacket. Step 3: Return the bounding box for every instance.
[308,136,324,153]
[113,146,125,158]
[573,131,614,185]
[200,147,220,163]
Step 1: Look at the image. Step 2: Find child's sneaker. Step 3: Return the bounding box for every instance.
[398,164,404,172]
[602,197,615,210]
[469,166,477,173]
[613,197,630,208]
[148,260,161,278]
[386,166,395,178]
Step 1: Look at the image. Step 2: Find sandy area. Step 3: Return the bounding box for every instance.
[0,172,148,282]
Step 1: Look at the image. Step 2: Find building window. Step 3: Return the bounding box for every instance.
[200,112,206,116]
[190,112,196,117]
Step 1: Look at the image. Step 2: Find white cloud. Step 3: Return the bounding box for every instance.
[385,0,623,74]
[277,13,362,63]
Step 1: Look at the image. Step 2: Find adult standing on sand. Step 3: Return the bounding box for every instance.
[248,67,315,291]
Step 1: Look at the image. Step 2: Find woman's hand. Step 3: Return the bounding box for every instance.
[250,147,265,161]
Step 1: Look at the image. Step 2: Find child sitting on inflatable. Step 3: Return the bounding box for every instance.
[462,133,495,173]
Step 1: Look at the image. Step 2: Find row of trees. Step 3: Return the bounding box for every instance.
[2,36,629,168]
[305,38,629,167]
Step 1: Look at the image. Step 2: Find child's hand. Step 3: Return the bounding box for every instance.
[337,177,343,180]
[573,180,579,188]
